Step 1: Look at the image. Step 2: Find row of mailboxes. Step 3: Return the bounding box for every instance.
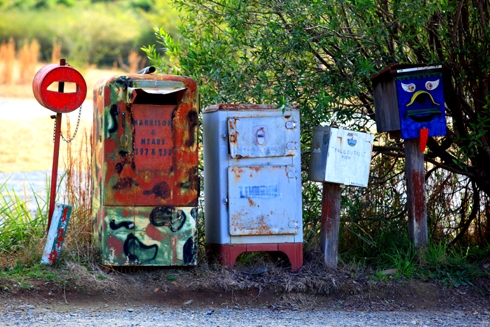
[91,74,374,271]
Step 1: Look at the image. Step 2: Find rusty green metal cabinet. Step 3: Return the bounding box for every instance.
[92,74,198,266]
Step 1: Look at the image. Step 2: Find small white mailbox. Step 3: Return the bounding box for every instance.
[308,126,374,187]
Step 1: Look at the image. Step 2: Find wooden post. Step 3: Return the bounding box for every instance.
[404,138,428,246]
[320,182,342,268]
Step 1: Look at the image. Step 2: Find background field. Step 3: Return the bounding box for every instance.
[0,63,118,172]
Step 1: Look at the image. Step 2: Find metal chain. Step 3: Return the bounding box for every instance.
[52,105,83,143]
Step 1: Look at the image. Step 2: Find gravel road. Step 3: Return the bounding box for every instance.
[1,304,490,327]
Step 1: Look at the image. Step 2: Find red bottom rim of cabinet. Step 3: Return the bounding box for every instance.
[206,243,303,272]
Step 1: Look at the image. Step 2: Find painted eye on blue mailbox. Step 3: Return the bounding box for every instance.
[425,80,440,91]
[401,83,416,93]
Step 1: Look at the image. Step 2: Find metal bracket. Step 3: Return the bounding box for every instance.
[287,165,296,179]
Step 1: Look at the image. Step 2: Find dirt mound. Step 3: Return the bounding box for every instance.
[1,260,489,313]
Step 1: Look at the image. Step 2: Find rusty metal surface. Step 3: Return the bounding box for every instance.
[228,116,298,158]
[228,165,300,236]
[32,61,87,113]
[92,74,198,266]
[202,103,299,113]
[202,105,302,246]
[48,112,62,232]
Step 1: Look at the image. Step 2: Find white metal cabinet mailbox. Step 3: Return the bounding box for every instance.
[203,104,303,272]
[308,126,374,187]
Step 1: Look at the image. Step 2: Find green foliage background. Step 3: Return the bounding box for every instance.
[143,0,490,262]
[0,0,179,67]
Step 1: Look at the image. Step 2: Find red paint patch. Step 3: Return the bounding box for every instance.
[146,224,164,241]
[107,236,124,258]
[48,250,58,263]
[419,128,429,152]
[56,227,65,248]
[62,207,69,222]
[412,171,426,223]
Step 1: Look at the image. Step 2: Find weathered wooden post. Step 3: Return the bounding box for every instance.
[404,139,428,246]
[309,127,374,268]
[320,182,341,267]
[371,64,446,247]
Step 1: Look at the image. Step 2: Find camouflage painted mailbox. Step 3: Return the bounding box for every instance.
[92,73,199,266]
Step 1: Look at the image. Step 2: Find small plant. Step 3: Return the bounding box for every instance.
[418,242,483,288]
[166,274,177,282]
[372,270,388,282]
[382,245,417,279]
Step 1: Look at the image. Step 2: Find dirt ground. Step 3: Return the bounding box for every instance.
[1,258,489,313]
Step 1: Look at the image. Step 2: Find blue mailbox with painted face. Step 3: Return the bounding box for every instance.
[371,64,446,142]
[396,66,445,139]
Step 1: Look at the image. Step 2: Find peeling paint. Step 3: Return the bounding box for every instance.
[92,74,198,266]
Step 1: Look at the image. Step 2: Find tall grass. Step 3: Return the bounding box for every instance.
[61,118,97,265]
[117,50,147,73]
[17,39,40,84]
[0,177,48,269]
[51,39,62,64]
[0,117,95,270]
[0,37,39,86]
[0,38,15,84]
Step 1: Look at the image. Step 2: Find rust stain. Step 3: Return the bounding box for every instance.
[248,166,262,173]
[205,104,299,111]
[412,170,426,223]
[107,236,124,258]
[247,198,256,206]
[185,110,199,147]
[231,167,244,174]
[143,181,171,199]
[230,211,275,235]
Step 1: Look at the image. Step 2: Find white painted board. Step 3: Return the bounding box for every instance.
[308,127,374,187]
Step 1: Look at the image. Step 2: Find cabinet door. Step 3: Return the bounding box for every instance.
[228,116,298,158]
[228,165,299,236]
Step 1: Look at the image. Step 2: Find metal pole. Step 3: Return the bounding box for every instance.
[320,182,342,268]
[404,138,428,246]
[47,59,65,232]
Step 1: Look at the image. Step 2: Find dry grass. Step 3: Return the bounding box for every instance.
[0,117,92,172]
[0,38,16,84]
[51,39,62,64]
[61,121,97,265]
[0,37,125,99]
[0,38,39,85]
[17,39,40,84]
[117,50,146,73]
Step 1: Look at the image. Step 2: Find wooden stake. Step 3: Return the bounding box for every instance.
[320,182,342,268]
[404,138,428,246]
